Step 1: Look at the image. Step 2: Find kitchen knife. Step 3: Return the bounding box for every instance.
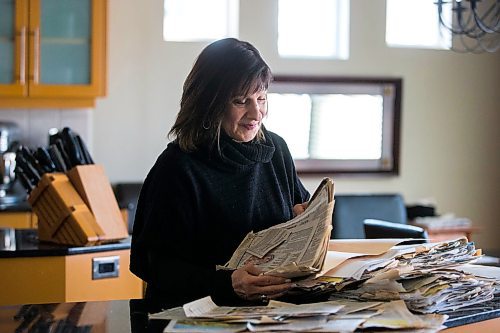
[15,167,35,193]
[61,127,85,166]
[19,146,45,176]
[75,134,94,164]
[15,154,41,184]
[48,144,68,172]
[55,139,73,169]
[34,147,56,173]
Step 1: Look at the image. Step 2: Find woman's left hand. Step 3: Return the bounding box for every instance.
[231,264,294,302]
[293,202,308,216]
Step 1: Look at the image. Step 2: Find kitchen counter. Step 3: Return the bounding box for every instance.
[0,228,132,258]
[0,229,143,305]
[0,295,499,332]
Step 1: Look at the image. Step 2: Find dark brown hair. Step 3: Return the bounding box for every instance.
[169,38,273,152]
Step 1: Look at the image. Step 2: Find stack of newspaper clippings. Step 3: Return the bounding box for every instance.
[149,178,500,332]
[151,295,448,332]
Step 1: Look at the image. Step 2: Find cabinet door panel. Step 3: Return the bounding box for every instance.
[0,41,15,84]
[41,43,90,84]
[0,0,28,96]
[41,0,90,38]
[39,0,91,85]
[0,0,15,84]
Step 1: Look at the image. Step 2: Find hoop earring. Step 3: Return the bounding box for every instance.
[202,119,210,130]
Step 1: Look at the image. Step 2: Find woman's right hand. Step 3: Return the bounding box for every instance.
[231,264,294,302]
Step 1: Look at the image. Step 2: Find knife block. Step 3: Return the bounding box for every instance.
[67,165,128,243]
[28,165,128,246]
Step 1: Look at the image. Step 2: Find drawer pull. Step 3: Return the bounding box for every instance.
[92,256,120,280]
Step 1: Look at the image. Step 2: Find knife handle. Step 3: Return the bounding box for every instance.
[55,139,73,169]
[61,127,84,166]
[16,167,35,193]
[48,144,68,173]
[15,154,41,184]
[75,134,94,164]
[34,147,56,173]
[19,146,45,176]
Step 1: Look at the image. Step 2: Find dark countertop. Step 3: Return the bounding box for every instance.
[1,295,498,333]
[0,229,131,258]
[0,199,31,212]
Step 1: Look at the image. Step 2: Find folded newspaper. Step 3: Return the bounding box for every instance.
[220,178,335,279]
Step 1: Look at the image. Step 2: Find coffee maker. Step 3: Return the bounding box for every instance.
[0,121,25,207]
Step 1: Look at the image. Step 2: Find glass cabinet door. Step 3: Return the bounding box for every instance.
[0,0,15,84]
[0,0,28,96]
[28,0,106,98]
[39,0,91,85]
[0,0,106,105]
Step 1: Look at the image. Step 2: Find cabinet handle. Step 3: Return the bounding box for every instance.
[17,27,26,84]
[33,28,40,84]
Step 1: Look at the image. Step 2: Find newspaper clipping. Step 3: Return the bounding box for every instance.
[221,178,335,278]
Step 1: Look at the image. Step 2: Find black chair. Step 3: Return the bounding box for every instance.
[113,183,143,234]
[363,219,428,244]
[331,194,407,239]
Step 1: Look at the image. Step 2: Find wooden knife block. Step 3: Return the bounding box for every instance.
[28,165,128,246]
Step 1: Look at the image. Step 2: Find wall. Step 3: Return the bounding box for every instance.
[0,109,92,149]
[2,0,499,251]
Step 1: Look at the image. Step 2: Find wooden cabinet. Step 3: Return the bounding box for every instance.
[0,249,143,305]
[0,211,35,229]
[0,0,106,108]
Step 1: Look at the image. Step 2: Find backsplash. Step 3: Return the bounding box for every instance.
[0,109,92,151]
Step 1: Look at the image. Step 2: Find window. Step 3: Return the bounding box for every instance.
[264,76,402,175]
[278,0,349,59]
[386,0,451,49]
[163,0,238,42]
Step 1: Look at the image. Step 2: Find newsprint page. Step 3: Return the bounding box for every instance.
[220,178,335,279]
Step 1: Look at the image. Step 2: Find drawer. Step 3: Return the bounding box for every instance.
[0,212,33,229]
[0,249,143,305]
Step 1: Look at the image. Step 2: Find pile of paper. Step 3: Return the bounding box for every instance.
[150,296,448,332]
[413,215,472,229]
[318,238,499,314]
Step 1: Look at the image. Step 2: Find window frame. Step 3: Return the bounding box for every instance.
[267,76,403,176]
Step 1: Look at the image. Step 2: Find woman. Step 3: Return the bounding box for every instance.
[130,38,310,311]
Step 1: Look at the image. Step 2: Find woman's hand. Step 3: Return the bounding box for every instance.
[231,264,294,302]
[293,202,309,217]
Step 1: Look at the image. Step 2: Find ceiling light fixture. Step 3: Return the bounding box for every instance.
[436,0,499,53]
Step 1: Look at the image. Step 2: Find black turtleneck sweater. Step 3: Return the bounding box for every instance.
[130,129,309,311]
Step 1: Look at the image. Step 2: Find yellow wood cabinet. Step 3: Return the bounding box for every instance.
[0,211,34,228]
[0,249,143,305]
[0,0,107,108]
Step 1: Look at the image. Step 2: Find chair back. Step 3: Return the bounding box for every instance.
[113,183,143,234]
[332,194,407,239]
[363,218,428,243]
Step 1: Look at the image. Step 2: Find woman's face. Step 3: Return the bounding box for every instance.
[222,90,268,142]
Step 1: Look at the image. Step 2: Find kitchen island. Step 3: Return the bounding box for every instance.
[0,229,143,306]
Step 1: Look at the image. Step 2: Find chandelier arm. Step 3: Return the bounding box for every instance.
[477,33,500,52]
[470,0,500,33]
[437,1,475,35]
[454,33,485,53]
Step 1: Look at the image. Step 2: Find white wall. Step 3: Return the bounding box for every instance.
[94,0,500,251]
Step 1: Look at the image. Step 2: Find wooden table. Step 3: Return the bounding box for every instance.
[0,298,498,332]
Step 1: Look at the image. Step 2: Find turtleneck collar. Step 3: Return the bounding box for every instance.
[202,127,275,170]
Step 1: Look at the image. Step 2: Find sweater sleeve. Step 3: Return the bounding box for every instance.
[130,148,241,308]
